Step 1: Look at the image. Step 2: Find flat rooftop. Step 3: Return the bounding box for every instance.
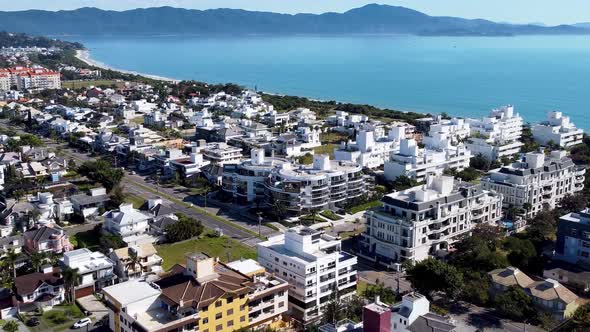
[103,280,160,306]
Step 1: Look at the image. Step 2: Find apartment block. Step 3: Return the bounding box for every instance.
[384,138,471,182]
[481,151,585,219]
[532,111,584,148]
[361,176,503,264]
[466,105,524,161]
[257,227,358,326]
[555,208,590,265]
[265,155,366,214]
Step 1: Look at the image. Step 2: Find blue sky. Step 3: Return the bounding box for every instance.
[2,0,589,25]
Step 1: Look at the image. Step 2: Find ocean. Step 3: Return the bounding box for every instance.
[69,35,590,130]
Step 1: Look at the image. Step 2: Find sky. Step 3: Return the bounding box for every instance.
[1,0,589,25]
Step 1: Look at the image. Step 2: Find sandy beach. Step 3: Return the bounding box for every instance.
[75,49,178,83]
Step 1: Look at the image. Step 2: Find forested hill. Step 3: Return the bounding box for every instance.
[0,4,587,36]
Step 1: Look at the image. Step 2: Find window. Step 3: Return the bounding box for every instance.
[202,306,208,312]
[216,324,223,331]
[278,301,285,308]
[215,313,222,320]
[215,301,222,307]
[227,297,233,303]
[240,316,246,322]
[240,305,246,311]
[227,309,234,315]
[203,318,209,324]
[227,320,233,327]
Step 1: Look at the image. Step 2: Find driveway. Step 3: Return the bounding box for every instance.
[76,295,109,321]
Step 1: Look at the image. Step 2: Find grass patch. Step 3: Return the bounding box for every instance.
[320,132,349,144]
[69,229,101,251]
[346,200,381,214]
[357,280,369,296]
[320,210,342,221]
[156,232,257,270]
[299,214,326,224]
[125,193,146,209]
[131,117,144,125]
[313,143,336,157]
[62,79,121,89]
[31,304,86,332]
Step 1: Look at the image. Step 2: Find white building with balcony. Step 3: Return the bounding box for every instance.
[265,155,366,214]
[481,151,585,219]
[423,118,470,149]
[334,127,406,169]
[202,142,243,166]
[61,248,116,298]
[361,176,503,264]
[466,105,524,161]
[222,149,288,204]
[103,203,153,246]
[532,111,584,148]
[384,139,471,182]
[257,227,358,326]
[109,243,163,281]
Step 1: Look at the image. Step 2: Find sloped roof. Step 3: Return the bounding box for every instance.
[527,279,578,304]
[489,267,535,288]
[23,226,63,243]
[15,268,63,296]
[155,262,253,310]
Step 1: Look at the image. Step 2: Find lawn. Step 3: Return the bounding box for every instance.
[156,232,257,270]
[125,193,146,209]
[69,228,101,251]
[29,304,86,332]
[346,200,381,214]
[313,143,336,157]
[320,210,343,221]
[357,280,369,296]
[62,79,121,89]
[131,117,144,125]
[320,132,349,144]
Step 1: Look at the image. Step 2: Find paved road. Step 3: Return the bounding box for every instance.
[356,256,413,294]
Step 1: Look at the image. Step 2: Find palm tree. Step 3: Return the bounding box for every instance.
[125,248,141,280]
[30,251,47,272]
[4,249,18,281]
[2,320,19,332]
[62,267,80,304]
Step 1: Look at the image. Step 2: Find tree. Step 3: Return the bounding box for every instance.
[30,251,47,272]
[125,248,141,279]
[461,271,490,306]
[2,320,19,332]
[559,194,588,214]
[494,286,534,321]
[569,303,590,330]
[470,154,492,171]
[406,258,464,299]
[109,185,127,208]
[77,159,124,191]
[62,266,80,303]
[164,214,204,243]
[503,237,537,271]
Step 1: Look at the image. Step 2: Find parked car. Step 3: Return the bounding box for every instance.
[26,317,40,326]
[73,318,92,329]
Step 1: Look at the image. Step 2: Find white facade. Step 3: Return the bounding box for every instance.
[61,248,116,292]
[556,209,590,265]
[423,118,470,149]
[532,111,584,148]
[222,149,288,203]
[361,176,503,263]
[266,155,366,214]
[257,227,358,325]
[481,151,585,218]
[384,139,471,182]
[202,142,243,166]
[104,203,153,245]
[466,105,524,160]
[334,127,405,169]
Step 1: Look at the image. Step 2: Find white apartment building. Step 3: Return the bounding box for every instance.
[202,142,243,165]
[222,149,288,204]
[257,227,358,326]
[384,139,471,182]
[423,118,470,149]
[532,111,584,148]
[0,72,9,91]
[265,155,366,214]
[61,248,116,298]
[466,105,524,161]
[334,127,405,169]
[103,203,153,246]
[361,176,503,264]
[481,151,585,218]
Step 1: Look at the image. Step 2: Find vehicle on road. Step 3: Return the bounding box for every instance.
[72,318,92,329]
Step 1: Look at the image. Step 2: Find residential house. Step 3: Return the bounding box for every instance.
[533,111,584,148]
[23,226,72,254]
[14,266,65,311]
[70,187,110,218]
[61,248,116,298]
[103,203,153,246]
[109,243,163,281]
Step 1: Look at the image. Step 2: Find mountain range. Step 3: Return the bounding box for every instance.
[0,4,588,37]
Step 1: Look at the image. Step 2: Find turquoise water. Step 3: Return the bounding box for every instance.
[70,35,590,130]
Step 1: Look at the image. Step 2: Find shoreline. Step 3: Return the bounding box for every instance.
[75,49,179,83]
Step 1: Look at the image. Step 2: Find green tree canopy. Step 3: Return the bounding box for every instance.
[406,258,464,299]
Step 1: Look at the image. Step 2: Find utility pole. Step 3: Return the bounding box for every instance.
[257,212,263,237]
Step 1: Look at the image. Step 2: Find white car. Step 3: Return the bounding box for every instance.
[73,318,92,329]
